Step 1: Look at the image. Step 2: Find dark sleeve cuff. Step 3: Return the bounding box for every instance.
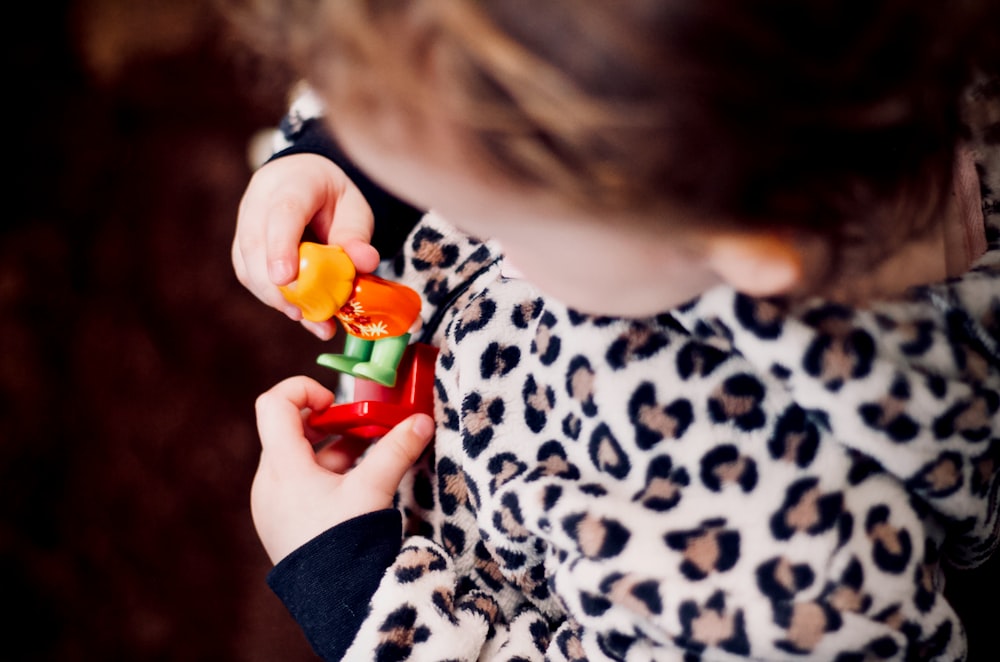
[267,508,402,661]
[269,118,423,259]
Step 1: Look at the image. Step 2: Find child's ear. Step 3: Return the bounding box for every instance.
[703,233,804,297]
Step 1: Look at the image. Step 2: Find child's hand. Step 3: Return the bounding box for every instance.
[232,153,381,339]
[250,376,435,564]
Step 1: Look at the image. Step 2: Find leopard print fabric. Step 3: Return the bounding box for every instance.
[282,82,1000,660]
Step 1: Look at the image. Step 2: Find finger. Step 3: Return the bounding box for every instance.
[301,319,338,341]
[317,184,380,273]
[314,435,373,474]
[255,377,336,462]
[235,208,303,318]
[265,197,312,286]
[350,414,434,499]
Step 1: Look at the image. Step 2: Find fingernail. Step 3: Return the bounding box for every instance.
[270,259,295,284]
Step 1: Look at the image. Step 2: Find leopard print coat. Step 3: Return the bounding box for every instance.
[265,82,1000,661]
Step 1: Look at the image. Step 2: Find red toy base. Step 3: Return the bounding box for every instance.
[308,342,438,442]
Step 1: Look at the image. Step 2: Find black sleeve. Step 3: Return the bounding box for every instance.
[269,117,423,260]
[266,508,402,661]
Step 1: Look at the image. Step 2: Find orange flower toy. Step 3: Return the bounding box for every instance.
[279,242,422,387]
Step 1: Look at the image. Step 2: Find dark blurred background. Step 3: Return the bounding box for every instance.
[1,2,997,661]
[2,1,325,659]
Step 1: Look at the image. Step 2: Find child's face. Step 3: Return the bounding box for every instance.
[333,118,725,317]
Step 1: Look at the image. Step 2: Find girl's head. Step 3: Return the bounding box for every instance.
[226,0,999,315]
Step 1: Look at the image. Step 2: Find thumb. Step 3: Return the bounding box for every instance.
[352,414,434,498]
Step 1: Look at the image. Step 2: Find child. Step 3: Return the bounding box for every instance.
[228,2,1000,660]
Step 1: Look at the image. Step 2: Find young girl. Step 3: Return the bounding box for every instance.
[228,2,1000,660]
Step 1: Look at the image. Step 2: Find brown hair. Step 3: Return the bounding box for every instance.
[221,0,1000,282]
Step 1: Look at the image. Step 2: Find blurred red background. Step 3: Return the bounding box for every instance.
[1,2,996,661]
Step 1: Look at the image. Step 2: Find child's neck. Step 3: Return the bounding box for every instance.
[849,146,985,300]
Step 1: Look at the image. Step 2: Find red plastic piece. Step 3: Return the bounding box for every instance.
[308,342,438,441]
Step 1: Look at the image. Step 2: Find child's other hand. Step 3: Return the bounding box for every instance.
[232,153,381,339]
[250,376,434,564]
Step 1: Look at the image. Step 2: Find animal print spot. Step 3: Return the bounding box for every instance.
[600,572,663,617]
[858,375,919,442]
[566,356,597,416]
[512,561,551,601]
[410,226,459,271]
[676,341,729,379]
[589,423,631,479]
[700,445,758,492]
[894,319,937,356]
[511,297,544,328]
[628,382,694,449]
[822,557,872,615]
[480,342,521,379]
[452,295,497,342]
[430,587,458,625]
[770,478,844,540]
[523,374,556,433]
[865,505,913,574]
[906,451,964,499]
[487,453,527,494]
[580,592,612,617]
[494,545,526,571]
[457,592,502,628]
[441,522,466,557]
[455,245,496,279]
[438,456,480,515]
[422,274,452,307]
[556,623,587,662]
[847,450,884,485]
[676,591,750,656]
[773,600,843,655]
[528,616,552,653]
[755,557,816,602]
[493,492,531,542]
[532,311,561,365]
[542,485,563,511]
[598,630,636,660]
[734,293,785,339]
[461,392,505,458]
[801,305,876,391]
[605,323,670,369]
[395,547,448,584]
[527,440,580,482]
[769,405,820,467]
[933,388,999,442]
[562,513,631,559]
[708,373,767,431]
[664,519,741,580]
[914,556,939,614]
[632,455,689,511]
[693,318,735,345]
[562,413,582,440]
[771,363,793,379]
[474,541,507,591]
[375,605,430,662]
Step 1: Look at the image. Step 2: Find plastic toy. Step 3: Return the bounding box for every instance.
[280,241,437,442]
[308,342,437,441]
[279,242,422,387]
